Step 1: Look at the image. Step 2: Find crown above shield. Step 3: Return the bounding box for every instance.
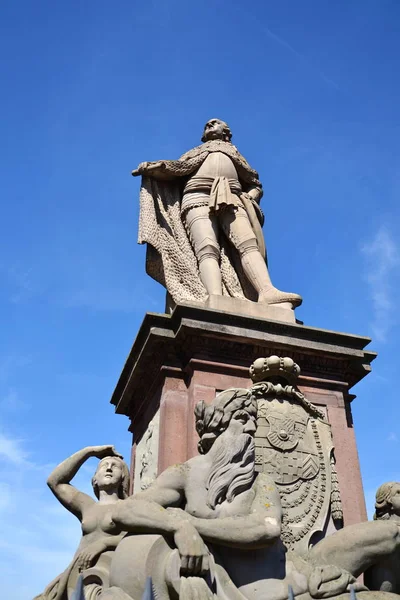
[249,356,300,384]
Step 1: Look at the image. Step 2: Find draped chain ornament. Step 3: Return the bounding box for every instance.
[330,452,344,523]
[278,418,327,551]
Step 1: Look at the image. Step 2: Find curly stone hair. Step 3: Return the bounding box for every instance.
[373,481,397,520]
[201,118,232,143]
[92,456,131,500]
[194,388,257,455]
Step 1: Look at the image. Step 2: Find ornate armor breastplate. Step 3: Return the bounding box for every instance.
[193,151,239,180]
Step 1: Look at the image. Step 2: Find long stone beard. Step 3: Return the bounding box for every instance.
[206,433,255,509]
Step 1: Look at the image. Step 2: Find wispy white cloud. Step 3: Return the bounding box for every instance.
[0,428,86,599]
[0,422,131,599]
[387,432,398,442]
[361,226,400,342]
[0,388,26,412]
[0,482,13,512]
[0,431,29,465]
[261,25,340,90]
[229,3,340,92]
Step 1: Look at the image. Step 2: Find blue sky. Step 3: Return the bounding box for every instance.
[1,1,400,597]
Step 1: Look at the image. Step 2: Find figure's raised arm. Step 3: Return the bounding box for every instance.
[47,445,122,519]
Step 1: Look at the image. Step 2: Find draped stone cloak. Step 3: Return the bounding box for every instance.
[137,140,266,304]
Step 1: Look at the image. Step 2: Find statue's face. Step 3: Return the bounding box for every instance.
[203,119,226,142]
[225,408,257,437]
[390,483,400,514]
[94,457,124,492]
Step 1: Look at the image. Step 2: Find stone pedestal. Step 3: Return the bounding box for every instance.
[111,304,375,527]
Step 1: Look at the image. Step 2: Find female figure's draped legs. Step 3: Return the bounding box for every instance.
[307,521,400,578]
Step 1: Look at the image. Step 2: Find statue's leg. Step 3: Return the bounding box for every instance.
[307,520,400,578]
[221,208,300,305]
[184,205,222,295]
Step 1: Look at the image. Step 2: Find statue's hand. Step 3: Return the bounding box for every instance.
[174,521,210,577]
[146,161,165,171]
[240,192,252,202]
[133,161,165,176]
[76,540,106,571]
[308,564,354,599]
[90,445,123,460]
[135,161,149,174]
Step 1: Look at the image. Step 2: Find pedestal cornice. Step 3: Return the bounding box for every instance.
[111,304,376,421]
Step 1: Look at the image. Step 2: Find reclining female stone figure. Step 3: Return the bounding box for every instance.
[34,445,129,600]
[364,482,400,593]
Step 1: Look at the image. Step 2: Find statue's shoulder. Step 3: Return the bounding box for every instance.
[185,454,204,469]
[179,143,208,161]
[255,471,279,492]
[179,140,233,161]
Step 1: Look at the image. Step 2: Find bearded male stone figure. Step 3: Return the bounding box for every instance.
[133,119,302,310]
[98,389,400,600]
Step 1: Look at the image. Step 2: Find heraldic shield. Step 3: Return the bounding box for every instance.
[254,392,341,556]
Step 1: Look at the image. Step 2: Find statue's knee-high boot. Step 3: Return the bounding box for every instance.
[240,249,302,307]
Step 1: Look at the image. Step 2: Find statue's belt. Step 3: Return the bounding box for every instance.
[183,176,266,259]
[183,176,242,206]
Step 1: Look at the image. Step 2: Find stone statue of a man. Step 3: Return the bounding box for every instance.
[133,119,302,309]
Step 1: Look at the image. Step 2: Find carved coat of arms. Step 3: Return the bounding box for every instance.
[250,356,343,556]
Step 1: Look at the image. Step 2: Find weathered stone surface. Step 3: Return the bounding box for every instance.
[102,385,400,600]
[111,304,375,527]
[133,409,160,492]
[167,293,298,323]
[37,354,396,600]
[249,356,343,554]
[112,304,376,417]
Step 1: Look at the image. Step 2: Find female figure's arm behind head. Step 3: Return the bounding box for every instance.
[47,445,121,519]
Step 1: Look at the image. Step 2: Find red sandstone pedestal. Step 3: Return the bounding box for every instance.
[111,304,375,527]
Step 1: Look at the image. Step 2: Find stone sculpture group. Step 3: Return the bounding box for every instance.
[36,357,400,600]
[34,120,399,599]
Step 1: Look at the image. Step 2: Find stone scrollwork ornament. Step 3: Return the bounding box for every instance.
[250,356,343,555]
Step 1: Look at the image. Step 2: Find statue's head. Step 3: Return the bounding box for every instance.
[373,481,400,520]
[92,456,130,500]
[201,118,232,143]
[195,388,257,509]
[195,388,257,455]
